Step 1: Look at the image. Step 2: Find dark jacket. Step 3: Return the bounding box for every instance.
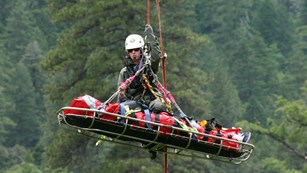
[118,28,161,104]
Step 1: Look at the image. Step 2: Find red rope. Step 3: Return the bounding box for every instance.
[154,1,168,173]
[147,1,168,172]
[155,0,167,89]
[147,0,150,24]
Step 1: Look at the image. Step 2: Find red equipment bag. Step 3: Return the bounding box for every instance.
[98,104,178,135]
[128,111,178,135]
[64,95,102,116]
[197,127,241,151]
[100,103,120,121]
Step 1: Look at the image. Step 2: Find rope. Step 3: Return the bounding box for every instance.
[152,2,168,173]
[155,0,167,88]
[142,74,172,112]
[147,0,151,24]
[102,63,148,107]
[153,1,195,130]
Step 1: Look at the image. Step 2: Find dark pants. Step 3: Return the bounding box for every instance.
[149,98,167,113]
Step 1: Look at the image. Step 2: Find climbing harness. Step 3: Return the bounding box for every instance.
[142,73,172,111]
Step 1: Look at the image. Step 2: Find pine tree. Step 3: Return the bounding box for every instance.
[251,0,295,56]
[282,0,307,99]
[0,45,12,116]
[0,0,13,25]
[209,62,244,127]
[22,41,46,115]
[3,1,39,63]
[231,34,284,123]
[1,0,49,149]
[4,62,40,147]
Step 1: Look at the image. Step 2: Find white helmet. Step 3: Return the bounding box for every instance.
[125,34,144,50]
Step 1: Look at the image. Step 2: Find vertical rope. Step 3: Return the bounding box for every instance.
[156,0,167,89]
[155,2,168,173]
[148,1,168,172]
[147,0,150,24]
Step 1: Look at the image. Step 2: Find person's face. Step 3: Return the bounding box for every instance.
[128,48,141,64]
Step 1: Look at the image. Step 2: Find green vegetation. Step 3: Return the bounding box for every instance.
[0,0,306,172]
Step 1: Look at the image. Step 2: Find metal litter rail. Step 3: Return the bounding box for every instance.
[57,107,255,164]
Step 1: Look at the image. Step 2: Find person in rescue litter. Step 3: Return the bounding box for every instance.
[117,24,166,159]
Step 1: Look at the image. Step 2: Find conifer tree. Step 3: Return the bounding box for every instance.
[252,0,295,56]
[4,62,40,147]
[282,0,307,99]
[3,1,38,62]
[1,0,48,148]
[209,62,244,127]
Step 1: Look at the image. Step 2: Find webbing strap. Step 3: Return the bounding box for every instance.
[142,74,172,111]
[174,117,198,134]
[150,143,165,151]
[119,102,152,130]
[144,108,152,130]
[173,117,198,140]
[120,103,125,115]
[119,103,127,123]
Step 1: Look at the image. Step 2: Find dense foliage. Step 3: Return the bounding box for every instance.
[0,0,306,172]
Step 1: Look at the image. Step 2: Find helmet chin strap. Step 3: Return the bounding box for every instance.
[124,48,145,68]
[138,50,145,69]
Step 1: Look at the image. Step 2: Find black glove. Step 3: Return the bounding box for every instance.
[144,24,154,35]
[205,118,217,131]
[143,24,161,74]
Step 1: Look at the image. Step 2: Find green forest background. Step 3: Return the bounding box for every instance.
[0,0,306,172]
